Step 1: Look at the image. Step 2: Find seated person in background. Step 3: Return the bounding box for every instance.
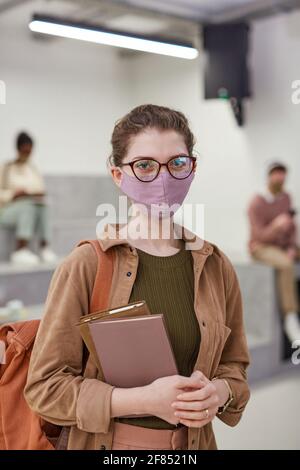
[247,161,300,343]
[0,131,57,265]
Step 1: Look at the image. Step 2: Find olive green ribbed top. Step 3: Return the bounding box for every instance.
[115,244,201,430]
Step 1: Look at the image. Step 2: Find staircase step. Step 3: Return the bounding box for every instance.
[0,262,59,306]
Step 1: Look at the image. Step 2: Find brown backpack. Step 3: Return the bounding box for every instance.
[0,240,114,450]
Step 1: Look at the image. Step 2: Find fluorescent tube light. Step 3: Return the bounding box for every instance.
[29,15,198,60]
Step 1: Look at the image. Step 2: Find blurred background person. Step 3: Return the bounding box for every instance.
[0,131,57,265]
[247,162,300,343]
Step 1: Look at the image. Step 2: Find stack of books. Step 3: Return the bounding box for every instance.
[77,300,178,388]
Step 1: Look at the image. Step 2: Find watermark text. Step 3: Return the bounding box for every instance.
[0,80,6,104]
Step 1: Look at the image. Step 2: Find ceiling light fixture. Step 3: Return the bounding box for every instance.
[29,15,198,60]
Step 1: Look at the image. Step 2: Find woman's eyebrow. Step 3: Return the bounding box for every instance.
[130,153,189,161]
[130,156,152,161]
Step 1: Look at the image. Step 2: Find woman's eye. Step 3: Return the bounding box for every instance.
[136,161,153,171]
[171,157,186,168]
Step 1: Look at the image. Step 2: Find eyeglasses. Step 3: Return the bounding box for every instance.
[119,155,197,182]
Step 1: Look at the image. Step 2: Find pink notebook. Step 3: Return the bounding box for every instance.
[88,314,178,388]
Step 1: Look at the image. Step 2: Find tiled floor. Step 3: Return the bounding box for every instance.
[213,371,300,449]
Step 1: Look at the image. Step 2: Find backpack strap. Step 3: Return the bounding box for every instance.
[0,320,40,377]
[76,240,114,313]
[10,319,40,350]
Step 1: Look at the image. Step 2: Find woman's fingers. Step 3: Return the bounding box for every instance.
[190,370,209,382]
[174,409,210,420]
[176,382,215,402]
[172,378,219,426]
[172,395,218,412]
[190,370,210,386]
[176,371,207,391]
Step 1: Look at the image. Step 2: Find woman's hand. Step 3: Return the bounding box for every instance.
[171,371,230,428]
[144,374,208,425]
[111,373,208,425]
[111,371,229,427]
[111,375,199,424]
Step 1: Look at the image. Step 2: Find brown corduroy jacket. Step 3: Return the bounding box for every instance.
[24,224,250,450]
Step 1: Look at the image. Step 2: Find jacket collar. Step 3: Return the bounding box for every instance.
[97,222,214,256]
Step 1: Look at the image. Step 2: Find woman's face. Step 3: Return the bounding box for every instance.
[111,128,190,186]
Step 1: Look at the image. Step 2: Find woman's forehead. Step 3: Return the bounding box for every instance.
[126,128,187,160]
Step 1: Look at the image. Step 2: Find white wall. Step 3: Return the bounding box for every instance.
[1,4,300,257]
[0,1,133,175]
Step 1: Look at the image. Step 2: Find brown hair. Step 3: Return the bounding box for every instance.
[109,104,196,166]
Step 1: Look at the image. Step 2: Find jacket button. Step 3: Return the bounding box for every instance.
[126,271,132,277]
[100,445,106,450]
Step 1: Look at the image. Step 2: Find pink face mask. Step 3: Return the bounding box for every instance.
[120,169,194,215]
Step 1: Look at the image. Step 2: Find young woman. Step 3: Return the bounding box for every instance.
[0,132,57,265]
[25,105,250,450]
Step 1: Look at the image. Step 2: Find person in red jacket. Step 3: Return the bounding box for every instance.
[248,162,300,343]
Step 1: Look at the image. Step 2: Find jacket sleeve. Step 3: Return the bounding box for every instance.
[214,255,251,427]
[24,245,114,434]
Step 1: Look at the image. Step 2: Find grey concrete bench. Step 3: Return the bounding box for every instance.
[0,175,121,261]
[235,260,300,383]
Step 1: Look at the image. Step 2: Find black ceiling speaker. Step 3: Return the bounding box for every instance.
[203,23,251,126]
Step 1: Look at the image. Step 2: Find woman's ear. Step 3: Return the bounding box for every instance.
[110,166,123,188]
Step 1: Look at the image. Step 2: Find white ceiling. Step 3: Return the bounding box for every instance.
[2,0,300,21]
[97,0,300,21]
[1,0,300,45]
[118,0,258,18]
